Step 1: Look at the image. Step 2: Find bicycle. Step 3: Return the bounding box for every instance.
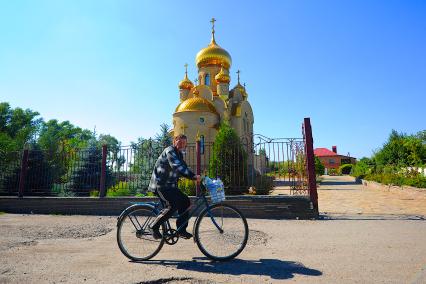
[116,177,249,261]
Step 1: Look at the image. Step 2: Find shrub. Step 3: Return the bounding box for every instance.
[106,181,136,197]
[89,190,99,197]
[328,168,337,176]
[52,184,76,197]
[253,174,274,195]
[315,156,325,176]
[178,178,196,196]
[352,157,374,179]
[338,164,353,175]
[364,171,426,189]
[208,122,248,194]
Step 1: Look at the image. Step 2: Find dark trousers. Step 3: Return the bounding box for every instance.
[151,187,191,232]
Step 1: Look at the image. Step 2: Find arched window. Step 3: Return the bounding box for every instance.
[205,74,210,86]
[200,135,205,154]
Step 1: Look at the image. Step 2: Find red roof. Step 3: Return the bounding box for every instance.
[314,148,337,157]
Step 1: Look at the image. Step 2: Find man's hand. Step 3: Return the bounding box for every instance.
[194,175,202,182]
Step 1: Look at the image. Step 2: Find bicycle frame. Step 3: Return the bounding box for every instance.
[125,190,224,238]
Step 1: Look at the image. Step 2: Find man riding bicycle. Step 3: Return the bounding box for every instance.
[148,134,201,240]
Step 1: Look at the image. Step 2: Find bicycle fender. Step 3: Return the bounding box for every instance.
[116,203,156,226]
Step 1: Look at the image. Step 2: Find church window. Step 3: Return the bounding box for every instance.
[199,117,205,124]
[200,135,205,154]
[205,74,210,86]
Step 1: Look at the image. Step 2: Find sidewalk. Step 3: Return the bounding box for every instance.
[318,175,426,217]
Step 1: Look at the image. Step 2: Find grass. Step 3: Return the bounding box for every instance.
[0,211,5,215]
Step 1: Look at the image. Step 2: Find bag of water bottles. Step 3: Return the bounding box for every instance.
[203,177,226,204]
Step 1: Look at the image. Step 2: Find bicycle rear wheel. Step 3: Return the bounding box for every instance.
[194,203,249,261]
[117,205,165,261]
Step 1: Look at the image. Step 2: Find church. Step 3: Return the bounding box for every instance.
[171,19,254,146]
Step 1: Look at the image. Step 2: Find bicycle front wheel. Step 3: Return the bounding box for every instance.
[117,205,165,261]
[194,203,249,261]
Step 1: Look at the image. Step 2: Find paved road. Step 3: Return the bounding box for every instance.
[0,176,425,284]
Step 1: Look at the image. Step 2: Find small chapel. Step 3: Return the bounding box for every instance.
[171,18,254,146]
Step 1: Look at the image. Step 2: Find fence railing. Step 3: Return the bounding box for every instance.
[0,118,317,210]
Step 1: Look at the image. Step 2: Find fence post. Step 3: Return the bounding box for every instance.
[99,144,107,198]
[196,138,201,196]
[303,117,319,213]
[18,149,29,198]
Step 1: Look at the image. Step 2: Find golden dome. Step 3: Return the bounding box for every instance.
[178,74,194,90]
[175,94,219,115]
[178,64,194,90]
[215,66,230,83]
[195,19,232,69]
[232,70,247,97]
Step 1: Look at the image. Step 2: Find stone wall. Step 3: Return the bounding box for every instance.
[0,195,318,219]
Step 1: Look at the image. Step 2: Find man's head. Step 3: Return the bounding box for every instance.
[173,134,187,151]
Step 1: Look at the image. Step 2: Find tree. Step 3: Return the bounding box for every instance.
[0,102,41,152]
[314,156,325,175]
[208,122,247,194]
[155,123,172,149]
[416,130,426,143]
[352,157,374,179]
[98,134,124,171]
[68,141,114,195]
[130,138,162,192]
[373,130,426,170]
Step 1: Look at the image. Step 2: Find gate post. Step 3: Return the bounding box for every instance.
[196,138,201,196]
[18,149,29,198]
[303,117,319,213]
[99,144,107,198]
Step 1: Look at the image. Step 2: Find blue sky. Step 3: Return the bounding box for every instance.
[1,0,425,158]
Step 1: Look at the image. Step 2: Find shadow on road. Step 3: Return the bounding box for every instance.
[134,258,322,280]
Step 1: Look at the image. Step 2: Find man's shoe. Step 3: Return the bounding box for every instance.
[148,226,162,240]
[178,230,193,239]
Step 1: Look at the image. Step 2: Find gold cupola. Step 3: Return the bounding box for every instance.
[195,18,232,69]
[175,88,219,115]
[215,65,230,83]
[178,64,194,90]
[234,70,245,91]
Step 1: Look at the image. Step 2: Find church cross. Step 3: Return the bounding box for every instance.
[210,18,216,33]
[236,70,241,84]
[184,63,188,75]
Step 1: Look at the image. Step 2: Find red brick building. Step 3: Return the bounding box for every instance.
[314,146,356,174]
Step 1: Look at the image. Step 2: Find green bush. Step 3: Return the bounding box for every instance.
[253,174,274,195]
[328,168,337,176]
[315,156,325,176]
[52,184,76,197]
[89,190,99,197]
[106,181,136,197]
[178,178,196,196]
[352,157,374,179]
[208,122,247,194]
[338,164,353,175]
[364,171,426,188]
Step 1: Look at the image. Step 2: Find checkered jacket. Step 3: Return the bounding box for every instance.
[148,146,195,192]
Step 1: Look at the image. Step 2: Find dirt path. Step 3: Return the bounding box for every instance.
[318,175,426,217]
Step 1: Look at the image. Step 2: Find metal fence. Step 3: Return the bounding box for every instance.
[0,118,317,208]
[0,138,307,196]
